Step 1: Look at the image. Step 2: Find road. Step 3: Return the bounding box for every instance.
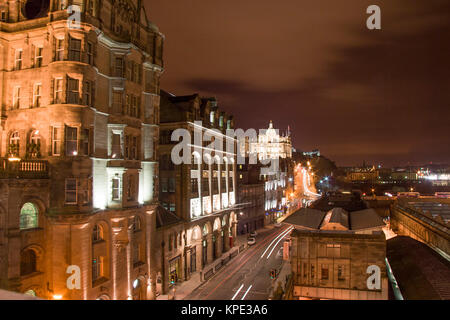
[184,225,294,300]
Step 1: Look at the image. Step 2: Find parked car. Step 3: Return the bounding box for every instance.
[274,223,282,228]
[250,231,257,237]
[247,237,256,246]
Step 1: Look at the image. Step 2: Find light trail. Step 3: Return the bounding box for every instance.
[241,285,253,300]
[203,226,289,299]
[260,226,293,259]
[266,226,294,259]
[231,284,244,300]
[302,168,320,197]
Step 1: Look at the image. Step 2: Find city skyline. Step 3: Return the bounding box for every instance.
[149,0,450,167]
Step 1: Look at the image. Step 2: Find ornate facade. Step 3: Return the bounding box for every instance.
[0,0,163,299]
[156,91,238,295]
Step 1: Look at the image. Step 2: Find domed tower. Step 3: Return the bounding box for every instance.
[0,0,164,300]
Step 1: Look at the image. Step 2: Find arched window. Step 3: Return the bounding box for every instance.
[20,249,37,276]
[20,203,38,230]
[30,130,40,145]
[28,130,41,158]
[9,131,20,156]
[202,224,208,237]
[92,224,104,243]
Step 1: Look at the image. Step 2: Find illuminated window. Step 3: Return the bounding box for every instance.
[111,133,122,158]
[52,126,61,156]
[321,264,329,280]
[65,126,78,156]
[68,38,81,61]
[14,49,22,70]
[112,175,121,201]
[65,178,77,204]
[32,83,42,108]
[34,46,43,67]
[67,77,79,104]
[338,265,345,280]
[82,128,90,156]
[12,86,20,109]
[9,131,20,157]
[20,203,38,230]
[115,56,124,77]
[87,42,94,65]
[54,78,63,103]
[210,111,215,124]
[55,38,64,61]
[87,0,96,17]
[92,256,104,282]
[92,224,104,243]
[29,130,41,158]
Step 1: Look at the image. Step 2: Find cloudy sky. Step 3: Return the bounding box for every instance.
[146,0,450,166]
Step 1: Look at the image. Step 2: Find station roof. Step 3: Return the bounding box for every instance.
[387,236,450,300]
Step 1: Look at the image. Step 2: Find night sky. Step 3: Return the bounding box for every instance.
[146,0,450,167]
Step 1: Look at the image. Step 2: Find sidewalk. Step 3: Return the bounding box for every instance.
[156,226,274,300]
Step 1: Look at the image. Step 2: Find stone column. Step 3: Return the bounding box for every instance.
[215,230,222,258]
[126,224,133,299]
[146,208,157,300]
[223,227,230,252]
[206,233,213,265]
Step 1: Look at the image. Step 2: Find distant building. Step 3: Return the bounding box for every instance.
[302,150,320,158]
[285,207,388,300]
[249,120,292,160]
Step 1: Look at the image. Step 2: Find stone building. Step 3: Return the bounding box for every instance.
[0,0,163,300]
[236,162,265,234]
[285,207,388,300]
[155,90,238,295]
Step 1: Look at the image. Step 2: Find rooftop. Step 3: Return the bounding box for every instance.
[283,207,384,232]
[387,236,450,300]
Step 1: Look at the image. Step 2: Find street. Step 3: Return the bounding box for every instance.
[185,225,293,300]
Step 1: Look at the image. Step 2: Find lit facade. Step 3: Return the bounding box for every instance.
[0,0,163,300]
[250,120,292,160]
[155,91,238,295]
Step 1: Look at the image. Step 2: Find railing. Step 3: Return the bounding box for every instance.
[0,158,49,179]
